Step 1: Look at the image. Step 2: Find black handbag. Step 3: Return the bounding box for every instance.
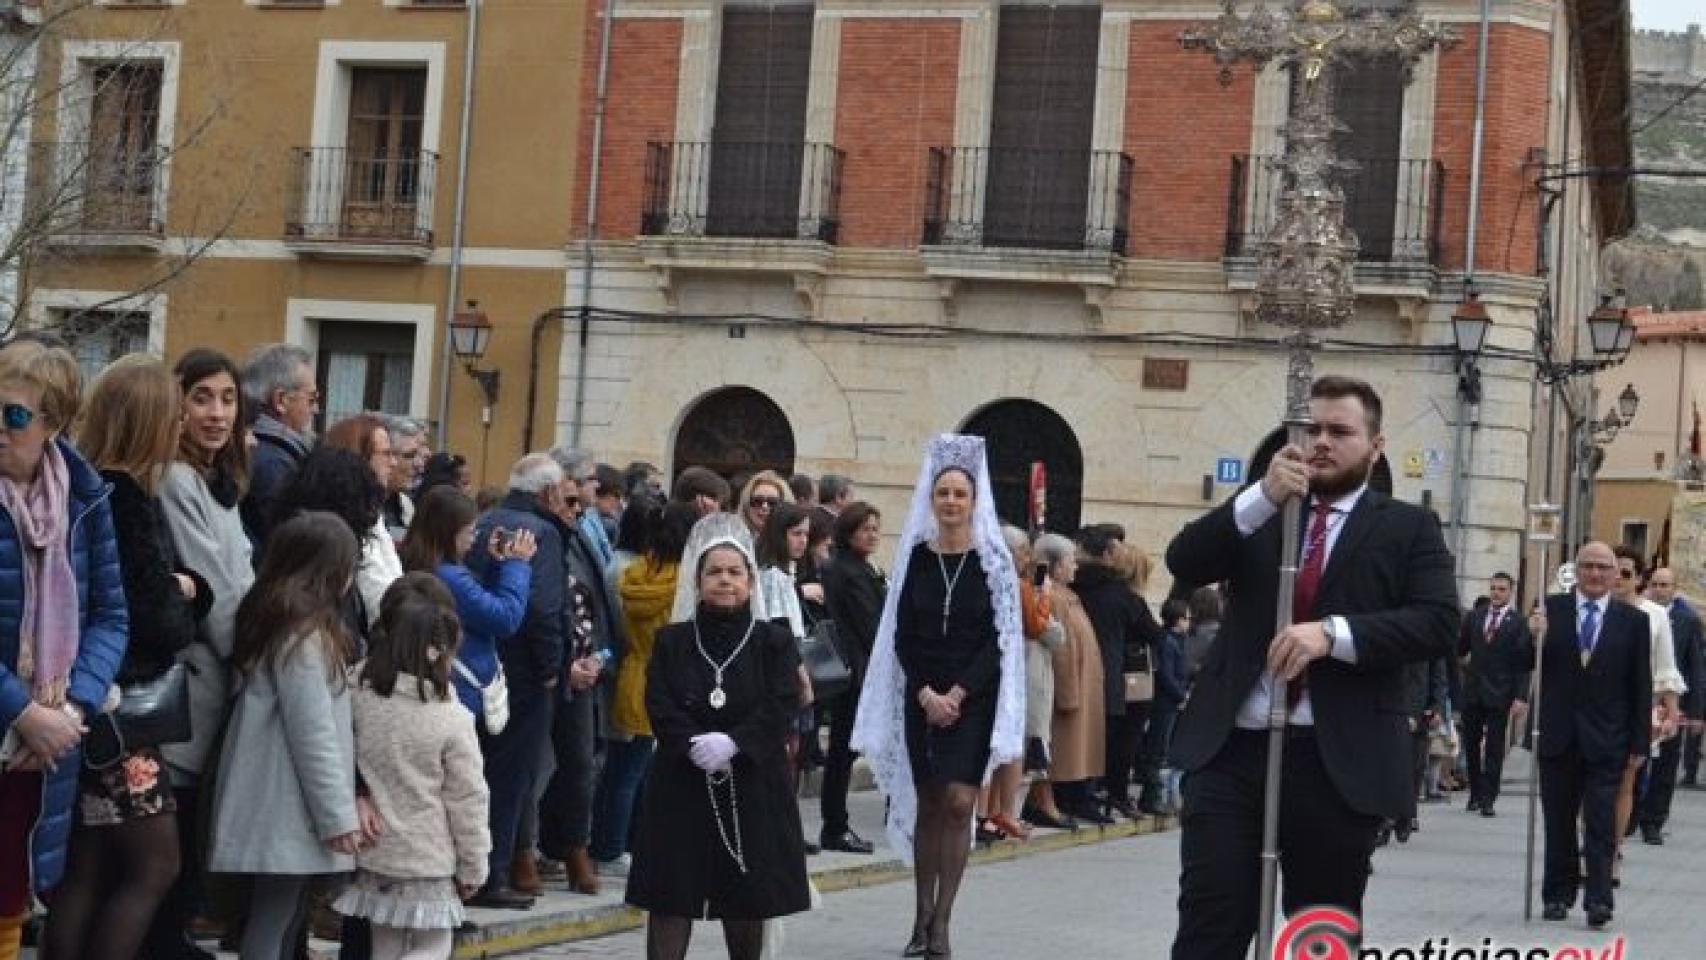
[798,611,853,702]
[86,662,193,769]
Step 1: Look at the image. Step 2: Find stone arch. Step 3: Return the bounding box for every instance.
[961,398,1084,533]
[671,385,796,487]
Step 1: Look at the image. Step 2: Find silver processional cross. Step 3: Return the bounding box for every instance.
[1179,2,1455,957]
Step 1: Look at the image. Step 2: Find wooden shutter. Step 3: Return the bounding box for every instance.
[707,4,814,237]
[984,5,1100,250]
[344,68,427,238]
[87,64,162,230]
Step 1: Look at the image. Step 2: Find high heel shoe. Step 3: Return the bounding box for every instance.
[990,814,1032,840]
[902,916,933,958]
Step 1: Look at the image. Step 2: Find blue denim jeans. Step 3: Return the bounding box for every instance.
[589,735,655,862]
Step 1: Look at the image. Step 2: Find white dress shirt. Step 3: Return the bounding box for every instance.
[1232,482,1366,729]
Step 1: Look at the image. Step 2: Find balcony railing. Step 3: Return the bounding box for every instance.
[923,146,1132,255]
[1225,154,1445,265]
[285,147,437,247]
[642,141,844,243]
[27,141,165,239]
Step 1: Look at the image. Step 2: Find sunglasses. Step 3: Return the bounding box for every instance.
[2,403,35,431]
[749,496,779,509]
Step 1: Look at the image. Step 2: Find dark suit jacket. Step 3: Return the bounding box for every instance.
[1536,593,1651,764]
[1165,488,1459,820]
[1669,602,1706,718]
[1458,602,1536,710]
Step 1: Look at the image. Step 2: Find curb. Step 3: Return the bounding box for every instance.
[451,814,1175,959]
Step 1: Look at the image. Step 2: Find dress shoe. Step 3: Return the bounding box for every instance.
[822,828,876,854]
[804,841,822,855]
[990,814,1032,840]
[1641,823,1665,845]
[1068,804,1115,826]
[1542,902,1567,921]
[466,886,536,910]
[1481,805,1496,818]
[1465,796,1483,812]
[1108,797,1142,820]
[1393,820,1412,844]
[510,849,543,896]
[567,847,601,895]
[1373,824,1391,847]
[902,917,932,958]
[974,819,1004,845]
[1586,904,1612,928]
[1022,805,1078,831]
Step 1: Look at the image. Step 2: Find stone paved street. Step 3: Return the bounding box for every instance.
[525,751,1706,958]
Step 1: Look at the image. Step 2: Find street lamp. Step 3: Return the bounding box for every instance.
[1616,382,1640,423]
[448,300,500,409]
[1452,287,1491,403]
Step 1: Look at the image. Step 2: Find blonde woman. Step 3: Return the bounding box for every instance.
[737,470,794,541]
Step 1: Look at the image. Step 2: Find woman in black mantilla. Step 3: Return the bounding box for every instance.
[625,535,810,960]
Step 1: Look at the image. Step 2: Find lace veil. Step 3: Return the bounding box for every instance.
[671,512,767,623]
[851,434,1026,861]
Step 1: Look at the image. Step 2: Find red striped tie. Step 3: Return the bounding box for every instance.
[1286,502,1334,710]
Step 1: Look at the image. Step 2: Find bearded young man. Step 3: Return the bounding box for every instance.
[1164,375,1459,960]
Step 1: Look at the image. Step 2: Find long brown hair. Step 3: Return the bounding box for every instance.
[75,355,182,496]
[363,587,459,703]
[233,511,357,681]
[173,349,250,498]
[400,486,478,572]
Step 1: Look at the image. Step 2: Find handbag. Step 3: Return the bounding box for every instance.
[85,662,193,769]
[1124,642,1154,703]
[453,660,510,735]
[798,608,853,702]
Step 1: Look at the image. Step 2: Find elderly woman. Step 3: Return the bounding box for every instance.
[625,533,809,960]
[736,470,793,541]
[323,414,404,628]
[0,340,128,957]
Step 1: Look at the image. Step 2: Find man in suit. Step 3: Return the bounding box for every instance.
[1457,572,1534,816]
[1635,566,1703,842]
[1536,542,1652,928]
[1165,376,1458,960]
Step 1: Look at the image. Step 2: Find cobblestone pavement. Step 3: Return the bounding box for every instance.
[527,750,1704,958]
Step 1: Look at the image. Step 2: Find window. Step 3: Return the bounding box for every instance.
[316,321,416,429]
[983,4,1100,250]
[1298,57,1404,260]
[705,4,814,238]
[47,309,152,383]
[81,63,163,233]
[341,68,427,240]
[1621,521,1650,561]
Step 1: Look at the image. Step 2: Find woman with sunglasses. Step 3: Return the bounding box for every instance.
[44,356,210,960]
[736,471,793,541]
[0,340,128,960]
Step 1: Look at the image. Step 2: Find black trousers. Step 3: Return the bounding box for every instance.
[1170,729,1383,960]
[1460,702,1510,807]
[1539,751,1623,910]
[540,690,599,857]
[1637,734,1682,829]
[820,689,859,835]
[1682,727,1702,782]
[1106,701,1149,803]
[1408,728,1428,814]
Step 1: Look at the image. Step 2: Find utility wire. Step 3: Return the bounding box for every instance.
[1633,72,1706,135]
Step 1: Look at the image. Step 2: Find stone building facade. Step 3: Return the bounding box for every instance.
[565,0,1634,600]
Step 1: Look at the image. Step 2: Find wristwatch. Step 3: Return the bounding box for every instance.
[61,702,84,725]
[1321,617,1341,648]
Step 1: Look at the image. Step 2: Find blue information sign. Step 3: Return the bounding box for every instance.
[1215,457,1243,485]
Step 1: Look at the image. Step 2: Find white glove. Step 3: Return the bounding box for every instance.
[688,732,738,772]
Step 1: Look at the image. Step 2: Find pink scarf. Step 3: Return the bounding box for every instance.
[0,441,80,707]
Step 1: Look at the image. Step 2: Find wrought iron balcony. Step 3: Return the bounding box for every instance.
[285,147,437,252]
[641,141,844,243]
[923,146,1132,255]
[28,141,166,245]
[1225,154,1445,265]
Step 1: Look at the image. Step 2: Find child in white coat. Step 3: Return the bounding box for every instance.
[335,575,492,960]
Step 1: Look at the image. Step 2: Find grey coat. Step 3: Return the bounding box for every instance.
[208,634,357,875]
[158,462,255,779]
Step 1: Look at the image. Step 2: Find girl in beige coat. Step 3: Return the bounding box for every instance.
[335,581,491,960]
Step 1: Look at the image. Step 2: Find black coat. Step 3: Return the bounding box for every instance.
[1536,593,1651,764]
[1165,488,1459,821]
[821,550,886,681]
[625,616,810,921]
[240,414,309,551]
[1074,562,1161,717]
[1458,602,1535,711]
[104,471,209,686]
[1668,601,1706,718]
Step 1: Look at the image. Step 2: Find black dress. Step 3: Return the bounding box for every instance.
[896,544,1002,787]
[626,607,811,921]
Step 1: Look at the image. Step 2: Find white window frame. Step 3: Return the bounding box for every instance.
[306,41,447,240]
[26,288,168,355]
[284,298,435,419]
[1620,519,1651,557]
[55,41,181,233]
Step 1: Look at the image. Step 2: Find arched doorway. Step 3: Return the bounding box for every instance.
[672,386,796,487]
[962,399,1083,533]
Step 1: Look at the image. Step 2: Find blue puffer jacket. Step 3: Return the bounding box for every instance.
[0,438,129,892]
[440,559,531,720]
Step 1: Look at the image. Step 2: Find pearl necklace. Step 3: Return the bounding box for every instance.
[705,769,747,873]
[935,543,971,635]
[693,615,756,711]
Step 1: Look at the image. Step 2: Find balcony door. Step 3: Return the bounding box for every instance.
[85,64,162,232]
[1290,57,1404,260]
[984,4,1099,250]
[707,4,813,238]
[343,68,426,240]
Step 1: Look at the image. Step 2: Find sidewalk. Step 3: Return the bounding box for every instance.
[452,787,1175,959]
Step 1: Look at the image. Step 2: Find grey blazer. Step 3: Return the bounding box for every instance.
[208,634,357,875]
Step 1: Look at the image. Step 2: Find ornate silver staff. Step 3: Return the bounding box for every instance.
[1180,2,1455,955]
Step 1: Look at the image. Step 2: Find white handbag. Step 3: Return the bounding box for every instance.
[453,660,510,735]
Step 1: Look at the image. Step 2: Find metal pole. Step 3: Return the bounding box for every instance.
[1256,332,1315,955]
[571,0,620,449]
[1523,536,1549,923]
[433,0,482,450]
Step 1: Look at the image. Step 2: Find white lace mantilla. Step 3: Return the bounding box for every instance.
[671,513,768,623]
[851,433,1026,862]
